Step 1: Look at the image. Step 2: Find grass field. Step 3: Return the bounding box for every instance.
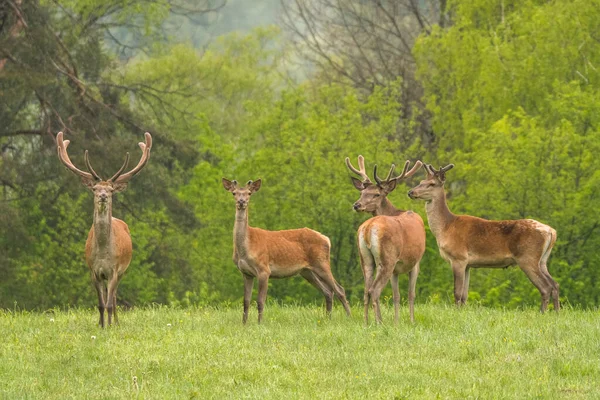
[1,303,599,399]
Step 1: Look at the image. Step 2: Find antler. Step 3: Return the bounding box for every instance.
[108,153,130,182]
[373,163,396,185]
[345,155,371,183]
[426,163,454,181]
[84,150,102,181]
[113,132,152,183]
[56,131,95,181]
[374,160,423,185]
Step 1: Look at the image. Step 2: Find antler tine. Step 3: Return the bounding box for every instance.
[441,164,455,172]
[358,155,366,174]
[394,160,423,181]
[108,152,130,182]
[114,132,152,184]
[56,131,94,180]
[84,150,102,181]
[385,163,396,181]
[373,164,383,184]
[374,162,399,184]
[345,155,371,183]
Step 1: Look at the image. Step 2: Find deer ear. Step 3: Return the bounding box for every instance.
[82,177,96,190]
[112,182,129,193]
[350,177,369,191]
[222,178,236,192]
[249,179,262,193]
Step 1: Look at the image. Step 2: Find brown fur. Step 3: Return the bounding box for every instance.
[408,164,559,312]
[223,178,351,324]
[85,218,132,278]
[347,157,425,324]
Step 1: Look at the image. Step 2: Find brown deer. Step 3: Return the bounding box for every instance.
[346,156,426,324]
[56,131,152,327]
[222,178,351,324]
[407,164,559,312]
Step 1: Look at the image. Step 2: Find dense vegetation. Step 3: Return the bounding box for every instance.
[1,0,600,310]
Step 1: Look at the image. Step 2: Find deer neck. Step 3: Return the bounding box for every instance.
[425,190,455,238]
[233,207,250,256]
[93,202,113,249]
[374,198,402,217]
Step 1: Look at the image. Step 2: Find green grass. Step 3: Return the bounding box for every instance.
[1,303,599,399]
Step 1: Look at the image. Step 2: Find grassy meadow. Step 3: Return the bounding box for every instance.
[1,303,599,399]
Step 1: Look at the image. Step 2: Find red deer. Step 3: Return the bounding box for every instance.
[346,156,426,323]
[408,164,559,312]
[56,131,152,327]
[222,178,351,324]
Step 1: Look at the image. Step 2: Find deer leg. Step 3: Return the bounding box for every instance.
[360,248,375,325]
[312,266,351,317]
[242,274,254,325]
[256,273,269,324]
[334,281,351,317]
[106,276,119,326]
[542,270,560,312]
[520,262,552,313]
[112,290,118,325]
[539,236,559,312]
[369,265,392,324]
[408,262,420,324]
[93,278,105,328]
[451,261,468,306]
[300,270,333,316]
[391,273,400,324]
[462,267,471,305]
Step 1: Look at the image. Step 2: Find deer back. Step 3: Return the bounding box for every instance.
[246,226,330,268]
[441,215,554,264]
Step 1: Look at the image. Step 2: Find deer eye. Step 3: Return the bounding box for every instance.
[373,194,380,197]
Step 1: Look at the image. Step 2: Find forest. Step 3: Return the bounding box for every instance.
[1,0,600,310]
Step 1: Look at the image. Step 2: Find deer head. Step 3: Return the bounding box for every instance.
[222,178,262,210]
[56,131,152,210]
[408,163,454,201]
[346,155,422,213]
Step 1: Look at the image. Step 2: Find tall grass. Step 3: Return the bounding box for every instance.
[1,303,598,399]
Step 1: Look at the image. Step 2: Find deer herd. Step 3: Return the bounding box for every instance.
[56,131,560,327]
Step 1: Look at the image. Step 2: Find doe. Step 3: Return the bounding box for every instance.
[222,178,351,324]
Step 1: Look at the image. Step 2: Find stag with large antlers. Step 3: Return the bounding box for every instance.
[56,131,152,327]
[408,164,559,312]
[346,156,426,323]
[223,178,351,324]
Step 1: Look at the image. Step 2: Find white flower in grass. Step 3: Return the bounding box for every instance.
[91,335,97,340]
[167,323,172,328]
[49,318,55,323]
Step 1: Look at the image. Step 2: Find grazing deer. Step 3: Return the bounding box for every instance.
[222,178,351,324]
[56,131,152,327]
[346,156,426,323]
[408,164,559,312]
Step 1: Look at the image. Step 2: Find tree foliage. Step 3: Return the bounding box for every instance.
[2,0,600,310]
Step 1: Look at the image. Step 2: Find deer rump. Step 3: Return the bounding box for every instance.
[357,214,426,275]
